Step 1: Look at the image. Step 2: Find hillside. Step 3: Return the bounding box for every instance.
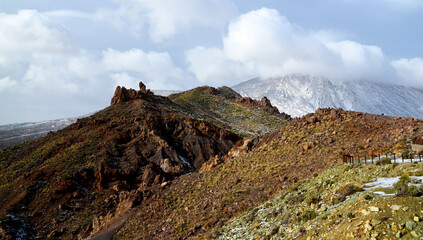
[169,86,290,137]
[218,163,423,239]
[0,83,288,239]
[115,109,423,239]
[0,82,422,240]
[233,74,423,119]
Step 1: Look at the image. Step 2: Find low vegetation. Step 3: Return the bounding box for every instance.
[169,86,288,136]
[218,163,423,239]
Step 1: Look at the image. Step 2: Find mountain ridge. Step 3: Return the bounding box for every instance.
[233,74,423,119]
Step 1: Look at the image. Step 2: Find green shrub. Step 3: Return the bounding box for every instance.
[394,174,411,196]
[335,183,362,196]
[287,194,304,205]
[306,195,320,205]
[399,174,410,184]
[299,210,317,222]
[376,157,391,165]
[363,194,373,200]
[333,183,362,204]
[408,185,421,197]
[401,150,412,159]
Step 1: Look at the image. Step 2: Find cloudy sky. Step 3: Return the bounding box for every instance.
[1,0,423,124]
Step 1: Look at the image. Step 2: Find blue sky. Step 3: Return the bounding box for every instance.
[1,0,423,124]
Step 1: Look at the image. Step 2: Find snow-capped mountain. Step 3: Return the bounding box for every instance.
[233,74,423,119]
[152,89,180,96]
[0,117,81,150]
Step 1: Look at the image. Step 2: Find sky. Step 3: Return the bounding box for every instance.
[1,0,423,124]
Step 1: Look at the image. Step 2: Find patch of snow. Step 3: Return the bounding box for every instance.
[364,176,423,195]
[364,177,399,190]
[373,191,395,196]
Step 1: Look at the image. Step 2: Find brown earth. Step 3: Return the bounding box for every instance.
[1,82,422,240]
[114,108,423,239]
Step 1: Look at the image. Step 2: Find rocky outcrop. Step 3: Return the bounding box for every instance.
[236,96,291,120]
[111,82,154,105]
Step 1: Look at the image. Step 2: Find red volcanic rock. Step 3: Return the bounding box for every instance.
[306,115,319,123]
[235,97,255,106]
[54,179,77,194]
[110,81,153,105]
[235,96,291,120]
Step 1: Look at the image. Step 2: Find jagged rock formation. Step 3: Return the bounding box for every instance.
[235,96,291,120]
[111,82,153,105]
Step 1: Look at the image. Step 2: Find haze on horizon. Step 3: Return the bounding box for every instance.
[1,0,423,125]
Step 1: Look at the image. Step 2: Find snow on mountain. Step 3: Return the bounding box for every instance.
[233,74,423,119]
[152,90,181,96]
[0,113,100,150]
[0,118,79,149]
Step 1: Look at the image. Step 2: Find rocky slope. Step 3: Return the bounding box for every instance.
[115,108,423,239]
[218,162,423,239]
[233,74,423,119]
[1,82,423,240]
[0,82,289,239]
[169,86,290,137]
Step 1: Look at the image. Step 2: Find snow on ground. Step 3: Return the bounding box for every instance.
[364,176,423,196]
[364,177,400,190]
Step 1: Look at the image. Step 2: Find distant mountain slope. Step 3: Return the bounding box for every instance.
[168,86,290,136]
[233,74,423,119]
[0,118,77,150]
[151,89,180,96]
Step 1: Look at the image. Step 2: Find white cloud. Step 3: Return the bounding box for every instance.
[102,48,187,89]
[95,0,237,43]
[325,40,385,80]
[391,58,423,88]
[0,10,76,53]
[0,77,18,92]
[186,8,388,85]
[111,72,139,90]
[0,10,190,124]
[186,47,254,85]
[43,10,92,19]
